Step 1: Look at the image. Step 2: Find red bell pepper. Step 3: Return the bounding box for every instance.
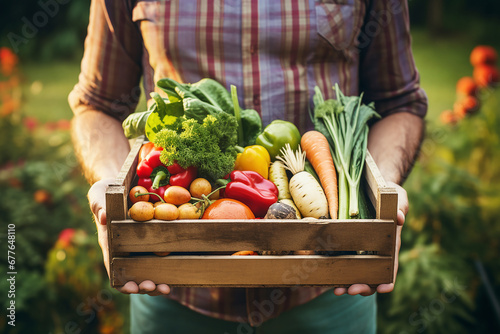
[223,170,278,217]
[136,147,197,202]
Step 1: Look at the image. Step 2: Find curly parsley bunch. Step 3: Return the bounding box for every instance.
[154,112,238,181]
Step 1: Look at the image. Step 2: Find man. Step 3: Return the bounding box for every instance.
[70,0,426,332]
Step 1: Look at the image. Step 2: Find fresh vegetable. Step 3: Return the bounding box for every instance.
[154,78,262,146]
[154,113,238,181]
[139,142,155,161]
[154,203,180,220]
[231,251,258,256]
[222,170,279,218]
[268,161,291,200]
[234,145,271,179]
[230,85,263,146]
[136,146,197,202]
[154,252,171,257]
[128,201,155,221]
[129,185,150,204]
[312,84,380,219]
[300,130,338,219]
[256,120,301,161]
[279,199,302,219]
[277,144,329,219]
[163,186,192,205]
[304,160,320,183]
[189,178,212,199]
[202,198,255,220]
[123,77,262,146]
[178,203,202,219]
[261,202,295,255]
[239,108,262,147]
[122,91,183,141]
[264,202,297,219]
[122,109,151,140]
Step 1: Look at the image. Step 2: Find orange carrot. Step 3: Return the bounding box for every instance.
[300,131,338,219]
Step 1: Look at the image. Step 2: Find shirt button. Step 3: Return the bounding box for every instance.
[250,44,258,54]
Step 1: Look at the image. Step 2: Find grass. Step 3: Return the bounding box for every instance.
[21,61,147,123]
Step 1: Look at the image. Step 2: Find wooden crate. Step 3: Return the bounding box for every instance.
[106,137,398,288]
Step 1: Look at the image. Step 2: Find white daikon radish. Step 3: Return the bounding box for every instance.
[277,144,329,218]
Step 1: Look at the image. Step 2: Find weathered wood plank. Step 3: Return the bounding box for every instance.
[115,135,143,191]
[110,219,395,255]
[111,255,393,287]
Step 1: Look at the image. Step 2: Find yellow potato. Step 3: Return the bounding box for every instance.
[178,203,201,219]
[189,178,212,199]
[128,201,154,221]
[154,203,180,221]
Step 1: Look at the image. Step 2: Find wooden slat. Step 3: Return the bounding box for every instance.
[106,136,144,276]
[110,219,395,255]
[115,135,144,191]
[363,151,398,221]
[111,255,393,287]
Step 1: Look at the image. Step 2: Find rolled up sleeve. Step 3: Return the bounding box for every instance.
[359,0,427,119]
[69,0,143,122]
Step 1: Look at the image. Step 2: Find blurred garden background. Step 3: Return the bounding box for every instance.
[1,0,499,333]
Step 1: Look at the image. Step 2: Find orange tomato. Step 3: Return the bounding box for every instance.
[129,185,150,204]
[202,199,255,220]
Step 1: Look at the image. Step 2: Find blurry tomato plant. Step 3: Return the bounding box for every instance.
[0,48,127,334]
[378,46,500,334]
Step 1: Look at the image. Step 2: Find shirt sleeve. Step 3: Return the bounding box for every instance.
[358,0,427,118]
[68,0,143,122]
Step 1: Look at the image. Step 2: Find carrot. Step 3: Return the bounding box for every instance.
[300,130,338,219]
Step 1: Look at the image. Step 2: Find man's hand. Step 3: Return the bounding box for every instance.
[88,178,171,296]
[333,182,407,296]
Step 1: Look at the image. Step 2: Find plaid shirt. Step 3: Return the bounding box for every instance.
[69,0,427,324]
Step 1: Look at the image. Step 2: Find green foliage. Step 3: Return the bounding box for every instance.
[0,100,128,332]
[377,90,500,333]
[0,0,90,61]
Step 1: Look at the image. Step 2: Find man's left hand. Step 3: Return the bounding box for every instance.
[333,181,407,296]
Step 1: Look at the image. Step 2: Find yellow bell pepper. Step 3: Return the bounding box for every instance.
[234,145,271,179]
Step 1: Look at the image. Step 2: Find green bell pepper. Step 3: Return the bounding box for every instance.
[256,120,301,161]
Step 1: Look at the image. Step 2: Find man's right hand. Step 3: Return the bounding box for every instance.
[88,178,171,296]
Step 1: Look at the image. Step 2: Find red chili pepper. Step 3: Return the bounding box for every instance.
[136,146,197,202]
[223,170,278,217]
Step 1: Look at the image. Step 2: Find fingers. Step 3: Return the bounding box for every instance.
[377,283,394,294]
[117,281,171,296]
[334,225,403,297]
[119,281,140,294]
[87,178,115,226]
[333,285,376,296]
